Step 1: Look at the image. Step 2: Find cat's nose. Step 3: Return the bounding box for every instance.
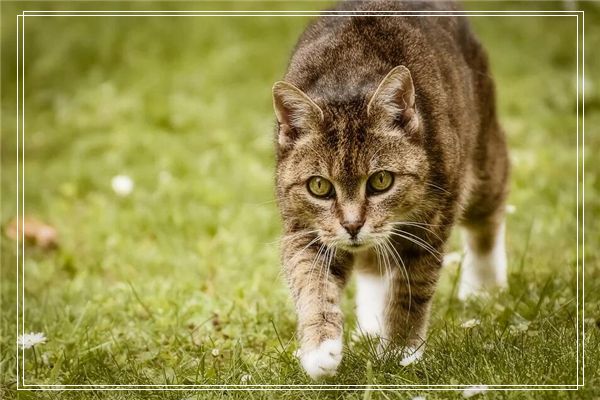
[342,220,364,238]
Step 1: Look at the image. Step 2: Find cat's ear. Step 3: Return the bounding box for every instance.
[272,81,324,148]
[367,65,420,135]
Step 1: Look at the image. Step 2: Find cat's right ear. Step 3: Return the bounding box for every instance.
[272,81,324,148]
[367,66,420,136]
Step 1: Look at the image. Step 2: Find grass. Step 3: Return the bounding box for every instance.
[1,1,599,399]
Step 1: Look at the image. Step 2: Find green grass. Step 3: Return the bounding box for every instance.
[1,1,599,399]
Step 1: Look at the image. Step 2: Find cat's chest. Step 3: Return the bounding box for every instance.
[352,249,381,275]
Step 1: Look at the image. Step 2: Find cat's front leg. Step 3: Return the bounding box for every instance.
[283,236,351,379]
[383,252,441,365]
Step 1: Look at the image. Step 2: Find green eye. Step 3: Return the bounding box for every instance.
[307,176,334,198]
[367,171,394,193]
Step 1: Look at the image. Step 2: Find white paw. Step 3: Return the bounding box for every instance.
[458,250,507,300]
[458,222,508,300]
[299,338,343,379]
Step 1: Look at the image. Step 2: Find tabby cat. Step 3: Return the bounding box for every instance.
[272,0,509,379]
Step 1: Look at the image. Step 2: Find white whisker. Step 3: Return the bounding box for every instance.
[392,222,444,242]
[382,237,412,322]
[306,243,326,290]
[389,230,441,261]
[272,229,319,246]
[376,239,395,317]
[287,235,321,267]
[390,228,440,254]
[424,181,452,195]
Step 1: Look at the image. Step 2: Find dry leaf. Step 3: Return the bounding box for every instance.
[5,216,58,249]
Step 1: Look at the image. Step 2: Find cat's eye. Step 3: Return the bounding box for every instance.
[307,176,334,198]
[367,171,394,194]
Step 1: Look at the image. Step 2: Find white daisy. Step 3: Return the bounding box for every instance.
[111,175,134,197]
[17,332,47,349]
[460,319,481,329]
[462,385,488,398]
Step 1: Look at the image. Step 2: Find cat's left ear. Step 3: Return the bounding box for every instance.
[367,65,420,135]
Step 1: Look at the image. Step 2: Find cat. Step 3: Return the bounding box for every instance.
[272,0,509,379]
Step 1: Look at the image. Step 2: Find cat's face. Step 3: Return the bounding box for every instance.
[274,66,430,252]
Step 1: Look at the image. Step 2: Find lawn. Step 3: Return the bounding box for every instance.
[1,1,598,399]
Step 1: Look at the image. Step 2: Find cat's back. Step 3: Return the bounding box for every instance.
[285,0,482,103]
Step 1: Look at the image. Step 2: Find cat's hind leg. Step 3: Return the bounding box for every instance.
[459,118,510,300]
[458,214,508,300]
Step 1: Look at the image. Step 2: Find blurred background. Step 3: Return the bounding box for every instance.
[1,0,598,394]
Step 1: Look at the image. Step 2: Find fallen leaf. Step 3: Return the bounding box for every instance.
[5,216,58,249]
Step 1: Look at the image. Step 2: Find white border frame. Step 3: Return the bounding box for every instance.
[14,8,586,392]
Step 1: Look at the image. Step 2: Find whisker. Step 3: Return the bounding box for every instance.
[388,220,450,228]
[286,235,321,267]
[375,239,396,320]
[388,230,441,261]
[306,243,327,290]
[390,228,441,254]
[322,244,337,309]
[374,241,384,277]
[270,229,319,246]
[369,144,388,166]
[317,246,330,300]
[274,235,320,281]
[382,237,412,322]
[243,198,278,207]
[392,222,444,242]
[424,181,452,195]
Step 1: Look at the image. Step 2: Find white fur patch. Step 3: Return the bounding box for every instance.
[299,338,343,380]
[355,272,387,337]
[442,251,463,267]
[458,221,508,300]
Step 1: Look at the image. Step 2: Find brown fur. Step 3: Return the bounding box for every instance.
[273,0,509,371]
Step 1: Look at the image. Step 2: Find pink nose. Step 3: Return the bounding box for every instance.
[342,221,364,238]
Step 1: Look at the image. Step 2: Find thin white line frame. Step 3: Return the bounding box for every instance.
[14,8,585,391]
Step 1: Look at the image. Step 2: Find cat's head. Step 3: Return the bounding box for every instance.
[273,66,430,252]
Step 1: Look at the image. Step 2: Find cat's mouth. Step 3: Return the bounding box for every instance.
[335,238,374,252]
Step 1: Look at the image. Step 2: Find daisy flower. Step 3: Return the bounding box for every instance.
[17,332,47,349]
[460,319,481,329]
[111,175,134,197]
[462,385,488,398]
